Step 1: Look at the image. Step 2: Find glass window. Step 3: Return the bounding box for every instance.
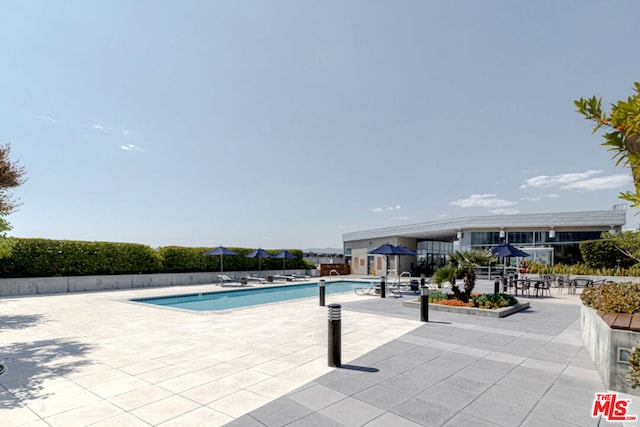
[507,231,533,245]
[416,240,453,275]
[471,232,501,245]
[554,231,602,243]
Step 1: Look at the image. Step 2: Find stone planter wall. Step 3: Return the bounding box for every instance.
[402,300,530,318]
[581,305,640,395]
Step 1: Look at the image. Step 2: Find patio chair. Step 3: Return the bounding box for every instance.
[570,277,593,294]
[291,273,310,281]
[534,278,552,297]
[556,274,570,294]
[514,278,531,297]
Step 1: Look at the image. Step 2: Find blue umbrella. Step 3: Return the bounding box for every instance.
[368,243,407,256]
[204,245,238,278]
[396,244,418,256]
[369,243,413,281]
[491,243,529,276]
[274,250,296,275]
[491,243,530,258]
[246,248,273,274]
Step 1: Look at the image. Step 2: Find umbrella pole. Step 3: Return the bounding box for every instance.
[385,255,389,283]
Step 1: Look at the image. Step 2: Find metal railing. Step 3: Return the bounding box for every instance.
[329,269,344,281]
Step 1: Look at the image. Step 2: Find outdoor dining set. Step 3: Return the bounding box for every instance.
[500,274,608,297]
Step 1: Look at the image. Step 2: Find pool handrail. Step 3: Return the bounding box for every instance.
[329,269,344,281]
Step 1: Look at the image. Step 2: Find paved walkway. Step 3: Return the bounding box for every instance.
[1,279,638,426]
[230,281,636,427]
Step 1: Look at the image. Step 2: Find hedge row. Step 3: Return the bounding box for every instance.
[0,238,309,278]
[157,246,309,273]
[579,239,636,269]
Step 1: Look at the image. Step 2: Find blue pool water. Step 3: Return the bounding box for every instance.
[131,280,377,312]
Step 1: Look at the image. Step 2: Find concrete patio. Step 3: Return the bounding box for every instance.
[0,278,637,426]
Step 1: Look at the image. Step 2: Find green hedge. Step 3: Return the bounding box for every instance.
[0,238,309,278]
[158,246,307,273]
[526,261,640,277]
[579,239,635,269]
[0,238,163,277]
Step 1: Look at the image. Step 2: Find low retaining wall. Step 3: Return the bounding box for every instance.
[581,305,640,395]
[402,300,530,318]
[0,270,312,297]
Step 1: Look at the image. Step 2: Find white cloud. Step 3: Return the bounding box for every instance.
[521,197,541,202]
[521,170,632,192]
[491,208,520,215]
[390,216,410,221]
[372,205,402,213]
[520,170,602,189]
[37,115,56,123]
[122,130,131,136]
[561,174,632,191]
[547,194,559,198]
[121,144,144,152]
[450,194,517,208]
[92,124,105,130]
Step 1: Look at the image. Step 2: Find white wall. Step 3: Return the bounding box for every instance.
[0,269,311,296]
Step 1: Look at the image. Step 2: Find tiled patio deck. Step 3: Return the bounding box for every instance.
[1,279,638,426]
[0,281,420,426]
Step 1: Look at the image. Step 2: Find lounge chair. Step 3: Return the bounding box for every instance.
[272,274,294,282]
[385,282,404,298]
[354,283,380,295]
[241,276,268,285]
[354,282,402,298]
[290,273,310,281]
[218,274,237,283]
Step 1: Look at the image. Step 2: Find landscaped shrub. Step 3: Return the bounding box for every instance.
[0,238,163,277]
[0,238,309,277]
[428,290,448,303]
[581,283,640,314]
[580,239,636,269]
[433,265,461,287]
[436,298,468,307]
[627,343,640,389]
[526,261,640,277]
[157,246,219,273]
[469,293,518,309]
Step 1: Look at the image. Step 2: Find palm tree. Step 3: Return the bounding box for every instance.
[449,249,497,302]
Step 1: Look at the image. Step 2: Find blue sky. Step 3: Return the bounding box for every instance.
[2,1,639,249]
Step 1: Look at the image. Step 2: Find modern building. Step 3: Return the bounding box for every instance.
[303,251,345,267]
[343,207,627,276]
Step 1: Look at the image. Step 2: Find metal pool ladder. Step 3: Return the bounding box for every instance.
[329,269,344,281]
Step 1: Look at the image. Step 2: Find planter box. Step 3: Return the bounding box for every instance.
[581,305,640,396]
[402,300,529,318]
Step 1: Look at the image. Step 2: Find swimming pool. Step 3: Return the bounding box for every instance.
[131,280,377,312]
